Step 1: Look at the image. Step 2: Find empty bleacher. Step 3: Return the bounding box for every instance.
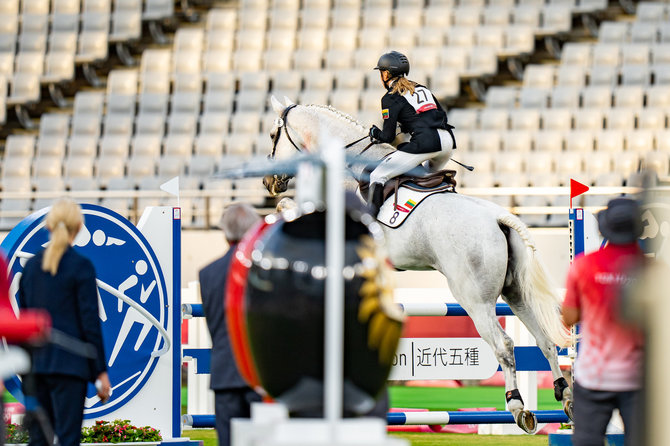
[0,0,664,229]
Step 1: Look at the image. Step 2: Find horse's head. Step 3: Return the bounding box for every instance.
[263,96,320,196]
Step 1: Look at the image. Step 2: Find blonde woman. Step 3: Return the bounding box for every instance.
[18,199,110,446]
[367,51,457,216]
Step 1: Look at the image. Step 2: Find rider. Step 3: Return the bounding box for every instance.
[367,51,456,217]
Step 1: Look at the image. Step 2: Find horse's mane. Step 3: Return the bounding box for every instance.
[303,104,367,134]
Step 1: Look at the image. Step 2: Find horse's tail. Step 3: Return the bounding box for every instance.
[497,213,571,347]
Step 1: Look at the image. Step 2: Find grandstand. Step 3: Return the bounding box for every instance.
[0,0,665,229]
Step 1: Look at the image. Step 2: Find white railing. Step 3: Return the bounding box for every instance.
[0,185,646,229]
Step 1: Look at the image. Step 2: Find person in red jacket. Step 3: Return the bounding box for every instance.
[562,198,645,446]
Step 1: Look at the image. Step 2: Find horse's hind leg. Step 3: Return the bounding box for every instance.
[457,301,538,434]
[503,295,574,421]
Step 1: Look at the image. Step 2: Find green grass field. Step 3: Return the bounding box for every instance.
[182,428,550,446]
[5,386,559,445]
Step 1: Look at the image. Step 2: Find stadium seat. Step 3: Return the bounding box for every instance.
[423,6,452,28]
[293,49,323,71]
[540,5,572,34]
[98,135,130,158]
[646,85,670,107]
[233,50,263,72]
[510,109,540,130]
[479,109,509,130]
[636,2,667,23]
[127,155,157,181]
[65,134,99,158]
[573,108,604,130]
[533,130,564,152]
[448,109,479,131]
[630,22,658,44]
[519,87,548,108]
[331,8,360,29]
[103,113,133,137]
[626,130,655,152]
[523,65,555,89]
[163,134,194,159]
[231,112,261,136]
[167,113,198,137]
[447,26,475,48]
[595,129,625,152]
[614,151,640,178]
[504,26,535,54]
[36,136,66,158]
[657,130,670,152]
[501,130,533,152]
[598,21,629,44]
[470,130,501,152]
[588,65,618,86]
[135,113,165,136]
[621,65,651,86]
[4,135,35,159]
[561,42,592,66]
[158,155,185,180]
[64,155,95,183]
[565,130,595,152]
[199,112,230,137]
[485,86,517,108]
[614,86,644,108]
[131,135,162,158]
[71,114,102,137]
[557,65,586,86]
[581,86,612,108]
[638,108,667,130]
[605,109,635,130]
[194,134,224,157]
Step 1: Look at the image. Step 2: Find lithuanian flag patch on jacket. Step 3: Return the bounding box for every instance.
[381,109,389,119]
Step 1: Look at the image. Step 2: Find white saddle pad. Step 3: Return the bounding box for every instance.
[377,186,447,228]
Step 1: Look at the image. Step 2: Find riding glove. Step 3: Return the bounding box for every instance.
[369,125,382,143]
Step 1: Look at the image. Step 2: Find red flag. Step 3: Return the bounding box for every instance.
[570,179,589,208]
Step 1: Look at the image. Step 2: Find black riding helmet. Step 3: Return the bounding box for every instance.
[374,51,410,78]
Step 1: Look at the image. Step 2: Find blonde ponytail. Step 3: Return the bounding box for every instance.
[42,199,83,276]
[390,77,416,96]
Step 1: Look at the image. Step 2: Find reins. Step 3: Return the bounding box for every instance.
[270,104,378,159]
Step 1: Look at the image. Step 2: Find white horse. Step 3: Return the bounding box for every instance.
[263,96,572,433]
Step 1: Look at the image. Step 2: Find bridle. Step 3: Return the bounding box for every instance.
[266,104,378,193]
[269,104,300,159]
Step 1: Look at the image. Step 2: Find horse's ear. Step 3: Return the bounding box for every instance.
[270,95,285,115]
[283,96,295,107]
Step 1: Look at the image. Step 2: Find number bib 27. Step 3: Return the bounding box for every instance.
[403,86,437,114]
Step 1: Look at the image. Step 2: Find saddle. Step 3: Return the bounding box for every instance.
[359,168,457,208]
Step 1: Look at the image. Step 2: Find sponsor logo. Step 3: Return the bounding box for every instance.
[3,205,168,418]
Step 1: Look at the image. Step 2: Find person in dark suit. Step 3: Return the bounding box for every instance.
[17,199,110,446]
[199,203,262,446]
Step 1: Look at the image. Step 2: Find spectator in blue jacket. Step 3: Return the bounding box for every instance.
[18,198,110,446]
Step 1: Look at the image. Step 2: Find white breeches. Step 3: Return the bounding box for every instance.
[369,129,455,185]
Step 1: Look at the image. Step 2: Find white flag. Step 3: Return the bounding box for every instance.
[160,176,179,196]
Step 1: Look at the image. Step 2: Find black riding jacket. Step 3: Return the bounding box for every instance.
[370,82,456,154]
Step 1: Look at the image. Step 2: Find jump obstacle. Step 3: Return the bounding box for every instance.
[181,207,595,430]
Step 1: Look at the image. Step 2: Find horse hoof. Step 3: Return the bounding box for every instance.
[515,410,538,434]
[563,399,574,422]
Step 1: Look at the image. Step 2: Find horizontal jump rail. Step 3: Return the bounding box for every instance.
[387,410,569,425]
[182,410,569,428]
[182,302,515,318]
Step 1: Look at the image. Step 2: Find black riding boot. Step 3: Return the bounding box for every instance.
[368,182,384,218]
